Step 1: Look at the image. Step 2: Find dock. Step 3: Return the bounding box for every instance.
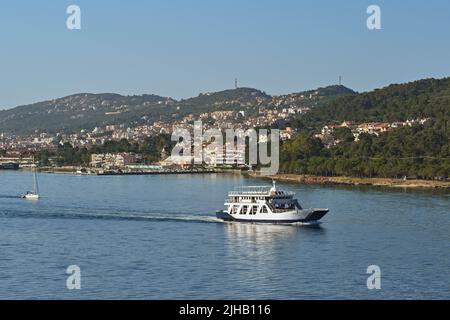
[96,169,219,176]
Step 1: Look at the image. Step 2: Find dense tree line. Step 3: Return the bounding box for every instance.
[280,120,449,180]
[280,77,450,180]
[36,134,174,167]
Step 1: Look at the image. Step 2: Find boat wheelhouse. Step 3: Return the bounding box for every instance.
[216,181,329,224]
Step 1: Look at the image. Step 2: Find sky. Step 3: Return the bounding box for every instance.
[1,0,450,109]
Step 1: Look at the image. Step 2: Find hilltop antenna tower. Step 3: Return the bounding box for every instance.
[339,76,342,86]
[235,78,238,89]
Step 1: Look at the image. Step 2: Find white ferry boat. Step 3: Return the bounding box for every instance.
[216,182,329,224]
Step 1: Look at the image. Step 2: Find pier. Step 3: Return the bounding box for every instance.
[96,169,219,176]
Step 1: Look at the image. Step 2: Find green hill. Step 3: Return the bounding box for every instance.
[0,93,177,135]
[299,78,450,128]
[0,85,353,135]
[282,77,450,180]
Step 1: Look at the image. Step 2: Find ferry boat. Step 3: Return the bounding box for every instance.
[216,181,329,224]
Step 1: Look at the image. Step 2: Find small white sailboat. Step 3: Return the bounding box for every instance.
[23,158,40,200]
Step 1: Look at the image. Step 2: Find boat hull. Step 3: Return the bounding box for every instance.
[216,209,329,224]
[23,193,40,200]
[0,163,19,170]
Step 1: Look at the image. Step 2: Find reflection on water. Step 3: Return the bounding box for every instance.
[225,222,298,244]
[223,223,326,272]
[0,171,449,299]
[219,223,331,299]
[224,222,325,245]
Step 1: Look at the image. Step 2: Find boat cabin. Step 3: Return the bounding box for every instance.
[225,183,302,215]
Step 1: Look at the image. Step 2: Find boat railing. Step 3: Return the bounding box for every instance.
[225,198,268,204]
[228,186,272,196]
[228,190,296,197]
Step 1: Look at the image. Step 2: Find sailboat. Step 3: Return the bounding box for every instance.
[22,157,40,200]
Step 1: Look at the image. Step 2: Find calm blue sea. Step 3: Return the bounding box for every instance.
[0,171,449,299]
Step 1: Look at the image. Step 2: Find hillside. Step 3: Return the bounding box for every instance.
[302,84,356,97]
[0,85,353,135]
[298,77,450,128]
[180,87,270,106]
[282,77,450,180]
[0,93,177,135]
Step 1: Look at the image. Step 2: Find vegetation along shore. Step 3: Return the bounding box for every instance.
[248,173,450,190]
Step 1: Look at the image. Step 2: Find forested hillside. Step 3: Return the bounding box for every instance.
[296,77,450,130]
[282,78,450,179]
[0,86,352,135]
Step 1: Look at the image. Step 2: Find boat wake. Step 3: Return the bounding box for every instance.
[0,209,223,224]
[0,194,23,199]
[102,212,223,224]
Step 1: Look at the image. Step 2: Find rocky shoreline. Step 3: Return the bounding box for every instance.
[247,173,450,190]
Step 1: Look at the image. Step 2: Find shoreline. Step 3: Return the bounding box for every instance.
[7,168,449,189]
[14,167,237,176]
[247,173,450,190]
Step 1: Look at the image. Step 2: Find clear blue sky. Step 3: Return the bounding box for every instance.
[1,0,450,109]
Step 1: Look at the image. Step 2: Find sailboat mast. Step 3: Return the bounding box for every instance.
[34,168,39,194]
[32,156,39,194]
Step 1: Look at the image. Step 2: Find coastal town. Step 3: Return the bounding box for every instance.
[0,89,315,173]
[0,111,432,175]
[2,0,450,304]
[0,83,444,182]
[0,106,308,152]
[0,107,303,173]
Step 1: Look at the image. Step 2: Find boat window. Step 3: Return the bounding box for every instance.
[261,206,268,214]
[240,206,247,215]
